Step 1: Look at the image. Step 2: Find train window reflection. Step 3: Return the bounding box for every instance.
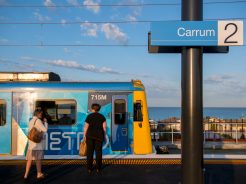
[114,99,126,125]
[35,100,76,125]
[134,101,143,122]
[0,100,6,126]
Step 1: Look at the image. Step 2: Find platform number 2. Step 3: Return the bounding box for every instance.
[218,21,243,46]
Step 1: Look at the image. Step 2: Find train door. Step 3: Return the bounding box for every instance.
[0,93,12,154]
[111,95,128,151]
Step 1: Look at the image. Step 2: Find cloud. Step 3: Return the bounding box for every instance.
[101,23,128,44]
[125,15,137,21]
[44,0,55,8]
[47,60,121,74]
[33,11,51,21]
[20,56,150,78]
[67,0,79,6]
[145,80,180,97]
[204,74,235,84]
[80,21,128,44]
[143,79,181,107]
[99,67,118,73]
[63,48,70,53]
[0,38,8,43]
[0,0,7,5]
[118,0,142,22]
[125,8,140,22]
[204,74,246,97]
[83,0,100,13]
[61,19,67,26]
[44,0,55,7]
[21,57,121,75]
[0,58,36,71]
[80,22,99,37]
[0,16,7,21]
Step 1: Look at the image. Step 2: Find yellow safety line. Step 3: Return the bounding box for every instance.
[1,159,246,165]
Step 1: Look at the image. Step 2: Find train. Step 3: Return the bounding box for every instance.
[0,72,152,156]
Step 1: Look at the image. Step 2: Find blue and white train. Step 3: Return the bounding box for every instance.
[0,72,152,157]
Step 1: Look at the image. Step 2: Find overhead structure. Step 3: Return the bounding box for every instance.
[0,72,61,82]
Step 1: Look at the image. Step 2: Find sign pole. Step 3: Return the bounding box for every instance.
[181,0,204,184]
[149,1,243,183]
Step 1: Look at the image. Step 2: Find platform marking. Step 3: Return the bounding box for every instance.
[1,159,246,165]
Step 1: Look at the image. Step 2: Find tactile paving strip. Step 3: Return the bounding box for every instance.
[0,159,181,165]
[1,159,246,165]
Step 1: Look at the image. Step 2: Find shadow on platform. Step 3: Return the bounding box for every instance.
[0,160,245,184]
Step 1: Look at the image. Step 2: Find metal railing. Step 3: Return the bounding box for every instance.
[150,122,246,144]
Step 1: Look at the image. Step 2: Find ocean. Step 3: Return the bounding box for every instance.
[148,107,246,121]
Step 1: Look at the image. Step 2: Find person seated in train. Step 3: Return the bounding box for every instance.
[24,108,48,180]
[59,114,72,124]
[83,103,107,174]
[42,107,52,124]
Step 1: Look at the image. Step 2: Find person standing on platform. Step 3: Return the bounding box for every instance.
[83,103,107,174]
[24,108,48,180]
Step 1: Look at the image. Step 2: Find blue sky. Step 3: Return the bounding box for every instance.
[0,0,246,107]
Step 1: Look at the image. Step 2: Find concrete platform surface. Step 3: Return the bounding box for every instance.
[0,159,246,184]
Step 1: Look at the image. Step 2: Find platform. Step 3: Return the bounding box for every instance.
[2,152,246,161]
[0,157,246,184]
[1,150,246,183]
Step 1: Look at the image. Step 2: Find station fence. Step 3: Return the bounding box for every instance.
[150,120,246,144]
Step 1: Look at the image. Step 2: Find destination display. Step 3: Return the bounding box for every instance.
[150,21,243,46]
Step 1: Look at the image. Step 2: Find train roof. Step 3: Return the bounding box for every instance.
[0,72,61,82]
[0,81,145,91]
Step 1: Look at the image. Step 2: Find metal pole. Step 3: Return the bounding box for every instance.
[236,123,238,144]
[204,128,206,143]
[181,0,204,184]
[172,126,174,144]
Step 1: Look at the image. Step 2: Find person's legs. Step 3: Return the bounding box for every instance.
[24,159,32,178]
[36,160,43,177]
[95,140,103,171]
[86,138,95,171]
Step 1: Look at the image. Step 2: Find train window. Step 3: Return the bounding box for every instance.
[0,100,6,126]
[134,101,143,121]
[114,99,126,125]
[35,100,76,125]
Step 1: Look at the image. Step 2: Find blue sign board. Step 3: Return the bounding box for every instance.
[150,21,243,46]
[151,21,218,46]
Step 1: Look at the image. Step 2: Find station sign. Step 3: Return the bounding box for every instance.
[150,21,243,46]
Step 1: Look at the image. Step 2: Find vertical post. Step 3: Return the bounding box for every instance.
[181,0,204,184]
[230,119,233,138]
[172,126,174,144]
[236,123,238,144]
[203,128,206,143]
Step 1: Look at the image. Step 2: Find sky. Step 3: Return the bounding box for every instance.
[0,0,246,107]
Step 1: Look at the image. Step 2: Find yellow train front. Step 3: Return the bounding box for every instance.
[0,73,152,156]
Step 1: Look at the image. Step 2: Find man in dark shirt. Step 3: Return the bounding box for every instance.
[84,103,106,174]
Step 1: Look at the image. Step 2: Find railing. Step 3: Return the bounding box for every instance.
[150,122,246,144]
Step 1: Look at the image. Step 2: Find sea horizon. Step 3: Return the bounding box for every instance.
[148,107,246,121]
[148,106,246,108]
